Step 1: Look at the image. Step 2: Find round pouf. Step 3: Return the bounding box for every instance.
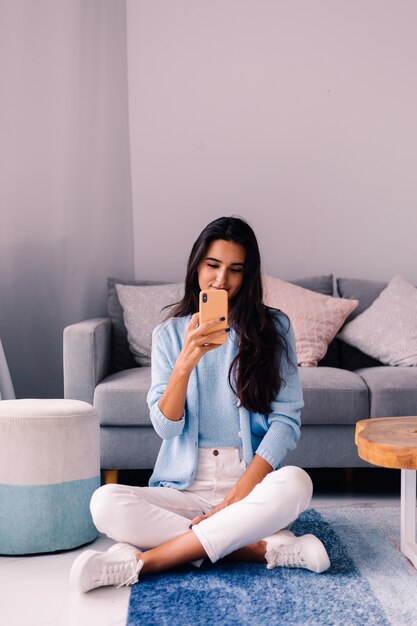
[0,399,100,555]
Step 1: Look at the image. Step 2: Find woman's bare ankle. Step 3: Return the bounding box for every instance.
[135,550,152,576]
[259,540,267,562]
[226,540,267,563]
[137,550,158,575]
[132,530,208,576]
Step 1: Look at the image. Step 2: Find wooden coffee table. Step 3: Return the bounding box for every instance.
[355,416,417,569]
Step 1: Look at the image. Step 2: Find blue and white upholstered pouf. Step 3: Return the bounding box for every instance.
[0,399,100,555]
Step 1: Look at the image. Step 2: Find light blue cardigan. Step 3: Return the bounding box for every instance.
[146,308,304,489]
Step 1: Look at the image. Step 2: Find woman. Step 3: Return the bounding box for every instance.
[70,216,330,593]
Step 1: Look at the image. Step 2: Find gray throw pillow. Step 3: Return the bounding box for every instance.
[107,277,169,371]
[116,283,185,366]
[337,275,417,366]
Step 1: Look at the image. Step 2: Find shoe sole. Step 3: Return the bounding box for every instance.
[69,550,98,593]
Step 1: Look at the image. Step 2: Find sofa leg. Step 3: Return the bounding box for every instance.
[344,468,353,486]
[104,469,119,484]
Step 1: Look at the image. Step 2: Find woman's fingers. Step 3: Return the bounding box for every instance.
[211,501,228,515]
[200,316,226,333]
[188,312,200,328]
[199,328,229,346]
[187,313,228,345]
[189,501,229,527]
[198,320,229,341]
[189,512,211,526]
[182,314,228,366]
[187,314,225,338]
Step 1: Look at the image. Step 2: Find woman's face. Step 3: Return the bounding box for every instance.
[197,239,246,301]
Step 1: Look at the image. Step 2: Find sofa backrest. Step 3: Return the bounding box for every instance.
[109,275,398,373]
[107,274,339,372]
[336,278,386,370]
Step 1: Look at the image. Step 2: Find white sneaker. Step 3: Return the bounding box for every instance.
[265,533,330,574]
[69,542,144,593]
[263,529,296,547]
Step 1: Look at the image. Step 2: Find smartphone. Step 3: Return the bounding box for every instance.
[199,289,228,344]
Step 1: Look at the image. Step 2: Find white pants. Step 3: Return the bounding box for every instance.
[90,448,313,563]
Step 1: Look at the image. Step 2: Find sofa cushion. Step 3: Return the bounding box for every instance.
[338,275,417,367]
[336,277,386,370]
[94,367,152,426]
[263,276,357,367]
[355,366,417,418]
[298,367,369,425]
[94,364,371,428]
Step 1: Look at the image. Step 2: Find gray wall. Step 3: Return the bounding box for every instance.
[127,0,417,283]
[0,1,134,398]
[2,1,417,397]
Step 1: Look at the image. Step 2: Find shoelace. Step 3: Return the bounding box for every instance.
[270,544,306,568]
[101,559,144,588]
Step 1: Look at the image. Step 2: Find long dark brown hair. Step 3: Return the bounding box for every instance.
[164,216,295,415]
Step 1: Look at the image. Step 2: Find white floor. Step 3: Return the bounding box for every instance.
[0,494,402,626]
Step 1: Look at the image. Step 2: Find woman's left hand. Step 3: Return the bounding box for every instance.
[189,496,234,526]
[189,483,248,526]
[189,454,273,527]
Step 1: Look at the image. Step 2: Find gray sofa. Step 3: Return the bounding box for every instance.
[63,275,417,474]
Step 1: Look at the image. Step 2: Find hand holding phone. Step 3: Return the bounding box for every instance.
[199,289,228,345]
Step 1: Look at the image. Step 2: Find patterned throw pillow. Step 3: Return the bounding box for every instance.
[115,282,185,366]
[337,275,417,366]
[262,275,358,366]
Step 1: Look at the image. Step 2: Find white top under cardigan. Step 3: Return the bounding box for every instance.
[197,335,242,448]
[146,307,304,490]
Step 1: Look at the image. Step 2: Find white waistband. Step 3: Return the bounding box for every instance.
[197,446,243,461]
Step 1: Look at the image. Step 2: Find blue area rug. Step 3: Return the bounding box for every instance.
[127,506,417,626]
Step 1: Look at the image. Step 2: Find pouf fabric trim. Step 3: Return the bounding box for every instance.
[0,476,100,555]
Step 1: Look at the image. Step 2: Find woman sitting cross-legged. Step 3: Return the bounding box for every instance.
[69,216,330,593]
